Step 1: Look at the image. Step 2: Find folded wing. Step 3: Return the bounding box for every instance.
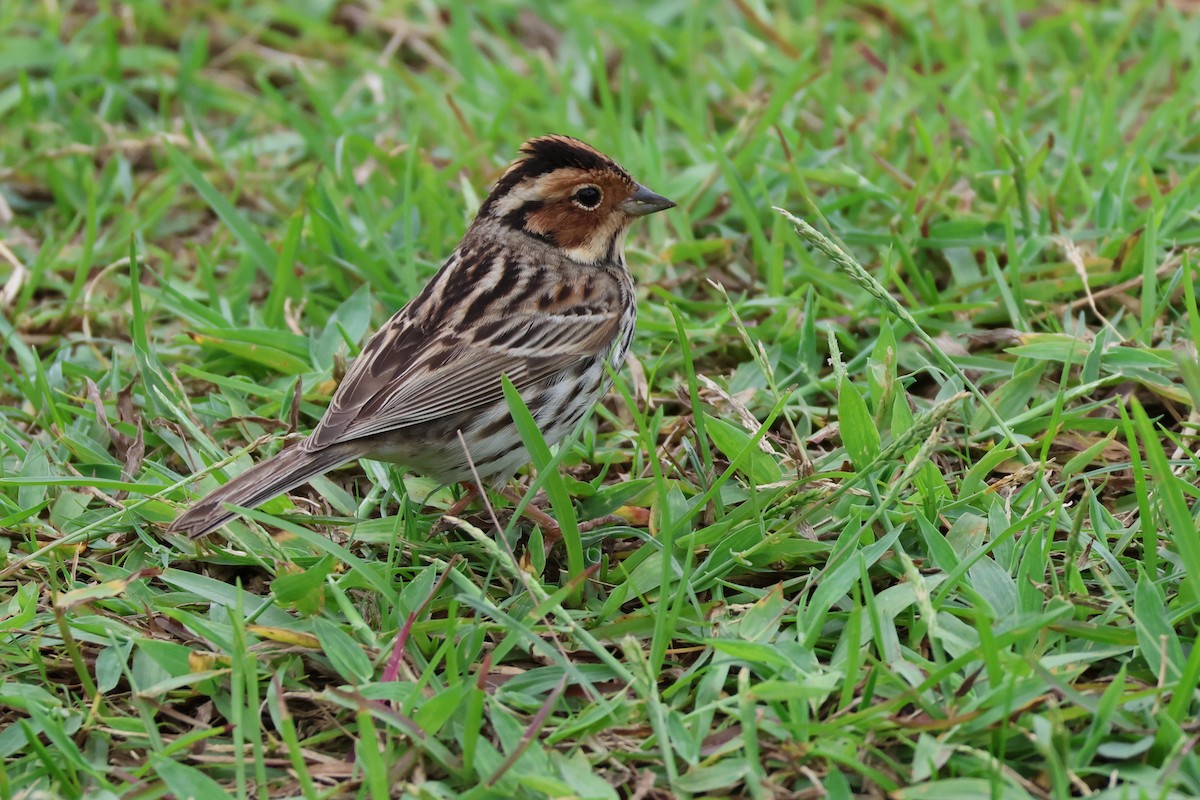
[305,282,623,450]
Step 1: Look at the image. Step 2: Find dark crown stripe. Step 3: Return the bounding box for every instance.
[480,135,629,216]
[518,135,616,176]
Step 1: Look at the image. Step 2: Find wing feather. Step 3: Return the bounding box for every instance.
[306,294,623,450]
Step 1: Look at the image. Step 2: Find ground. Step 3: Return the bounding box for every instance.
[2,1,1200,798]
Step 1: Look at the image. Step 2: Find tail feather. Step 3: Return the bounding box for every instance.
[169,444,355,538]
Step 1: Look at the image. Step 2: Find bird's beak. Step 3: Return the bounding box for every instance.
[621,183,676,216]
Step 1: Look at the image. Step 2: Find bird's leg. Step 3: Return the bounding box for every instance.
[431,482,488,536]
[438,481,558,535]
[443,482,481,519]
[439,483,628,545]
[498,485,561,539]
[499,488,637,534]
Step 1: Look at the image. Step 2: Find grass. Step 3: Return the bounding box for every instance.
[3,0,1200,797]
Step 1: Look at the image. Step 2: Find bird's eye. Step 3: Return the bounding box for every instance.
[572,185,603,210]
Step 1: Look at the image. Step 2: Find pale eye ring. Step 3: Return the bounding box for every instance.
[572,185,603,210]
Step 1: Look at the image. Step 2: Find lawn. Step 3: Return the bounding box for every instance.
[3,1,1200,797]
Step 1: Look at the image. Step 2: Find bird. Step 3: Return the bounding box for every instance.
[169,134,675,538]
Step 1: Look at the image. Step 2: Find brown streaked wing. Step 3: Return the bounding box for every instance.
[305,296,623,450]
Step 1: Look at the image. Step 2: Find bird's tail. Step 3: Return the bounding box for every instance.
[168,443,355,538]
